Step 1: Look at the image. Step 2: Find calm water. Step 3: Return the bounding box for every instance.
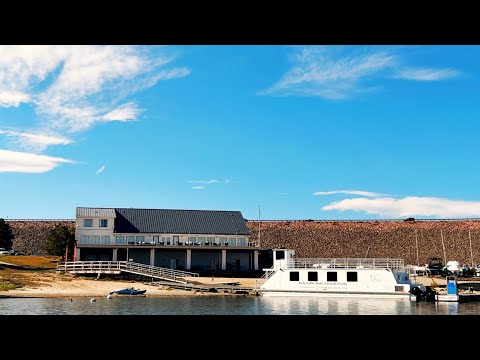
[1,296,480,315]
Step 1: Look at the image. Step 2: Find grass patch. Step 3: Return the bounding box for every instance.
[0,256,59,269]
[0,281,21,291]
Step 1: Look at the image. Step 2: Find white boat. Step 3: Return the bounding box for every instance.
[258,249,433,301]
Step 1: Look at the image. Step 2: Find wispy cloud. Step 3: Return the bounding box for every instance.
[394,68,460,81]
[261,46,396,100]
[313,190,388,197]
[189,179,221,184]
[262,46,460,100]
[96,165,105,175]
[102,102,142,122]
[0,91,30,107]
[0,149,74,173]
[192,186,205,190]
[319,191,480,218]
[0,45,190,173]
[0,46,190,134]
[0,130,73,152]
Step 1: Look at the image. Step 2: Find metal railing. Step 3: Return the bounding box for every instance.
[288,258,405,269]
[57,261,199,283]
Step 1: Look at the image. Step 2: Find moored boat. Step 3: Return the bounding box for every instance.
[258,249,435,301]
[110,287,147,296]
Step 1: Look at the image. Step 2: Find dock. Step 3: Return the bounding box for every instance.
[150,280,261,296]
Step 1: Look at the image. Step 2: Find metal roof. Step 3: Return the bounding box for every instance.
[76,207,116,218]
[113,208,250,235]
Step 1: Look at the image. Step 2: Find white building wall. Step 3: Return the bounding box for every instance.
[76,216,115,244]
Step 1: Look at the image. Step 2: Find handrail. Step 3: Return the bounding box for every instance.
[57,261,199,282]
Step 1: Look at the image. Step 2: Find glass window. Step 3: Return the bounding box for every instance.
[308,272,318,281]
[83,219,93,227]
[327,272,337,282]
[218,237,227,245]
[99,219,108,227]
[228,237,236,246]
[290,271,299,281]
[101,235,110,244]
[91,235,100,245]
[237,238,246,246]
[136,236,145,243]
[126,236,135,244]
[347,272,358,282]
[116,236,125,245]
[276,250,285,260]
[80,235,90,244]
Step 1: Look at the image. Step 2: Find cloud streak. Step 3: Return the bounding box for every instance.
[262,46,396,99]
[192,186,205,190]
[394,68,460,81]
[189,179,221,184]
[0,149,74,173]
[313,190,388,197]
[96,165,105,175]
[0,130,73,152]
[262,46,460,100]
[318,190,480,218]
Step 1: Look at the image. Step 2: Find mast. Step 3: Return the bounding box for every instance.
[257,204,261,247]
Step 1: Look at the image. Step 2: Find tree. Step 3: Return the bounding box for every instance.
[44,224,75,261]
[0,218,14,249]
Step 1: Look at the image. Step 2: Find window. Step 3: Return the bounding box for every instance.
[276,250,285,260]
[91,235,100,245]
[99,219,108,227]
[136,236,145,243]
[237,238,246,246]
[80,235,90,244]
[116,236,125,245]
[308,272,318,281]
[126,236,135,244]
[83,219,93,227]
[347,272,358,282]
[101,235,110,244]
[327,272,337,282]
[290,271,299,281]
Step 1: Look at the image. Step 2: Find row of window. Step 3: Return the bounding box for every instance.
[290,271,358,282]
[78,235,248,246]
[80,235,111,245]
[83,219,108,227]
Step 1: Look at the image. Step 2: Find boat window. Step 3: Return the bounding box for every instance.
[308,272,318,281]
[276,250,285,260]
[327,272,337,282]
[290,271,299,281]
[347,272,358,282]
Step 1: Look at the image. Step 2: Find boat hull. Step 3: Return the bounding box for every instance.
[259,290,413,300]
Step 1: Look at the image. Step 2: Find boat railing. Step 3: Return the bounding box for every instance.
[288,258,405,270]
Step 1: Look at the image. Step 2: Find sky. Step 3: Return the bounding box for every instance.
[1,45,479,221]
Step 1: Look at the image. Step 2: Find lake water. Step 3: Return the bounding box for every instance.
[1,296,479,315]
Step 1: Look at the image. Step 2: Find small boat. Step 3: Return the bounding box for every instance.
[110,287,147,296]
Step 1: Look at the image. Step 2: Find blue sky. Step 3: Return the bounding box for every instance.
[1,45,479,220]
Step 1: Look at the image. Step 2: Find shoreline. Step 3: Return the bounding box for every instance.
[0,276,260,299]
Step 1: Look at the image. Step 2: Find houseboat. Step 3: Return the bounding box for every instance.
[258,249,433,300]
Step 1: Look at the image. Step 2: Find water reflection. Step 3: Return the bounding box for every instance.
[0,296,479,315]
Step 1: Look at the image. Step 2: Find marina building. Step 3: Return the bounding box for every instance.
[74,207,260,275]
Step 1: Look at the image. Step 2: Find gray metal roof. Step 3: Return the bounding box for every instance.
[76,207,116,218]
[114,208,250,235]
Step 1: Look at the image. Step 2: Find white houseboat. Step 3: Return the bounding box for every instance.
[258,249,432,300]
